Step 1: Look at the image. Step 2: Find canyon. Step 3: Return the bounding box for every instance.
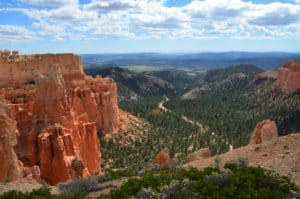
[0,50,134,185]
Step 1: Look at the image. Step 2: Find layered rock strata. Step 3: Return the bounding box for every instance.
[276,60,300,93]
[0,50,129,185]
[0,101,21,181]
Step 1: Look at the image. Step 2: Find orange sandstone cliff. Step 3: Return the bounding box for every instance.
[276,60,300,93]
[0,101,21,181]
[0,50,129,185]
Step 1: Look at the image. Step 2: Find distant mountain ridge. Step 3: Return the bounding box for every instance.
[82,52,300,70]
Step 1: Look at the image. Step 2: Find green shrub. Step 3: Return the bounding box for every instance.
[136,188,158,199]
[101,166,299,199]
[205,169,232,187]
[224,158,249,171]
[159,179,194,199]
[1,166,298,199]
[0,188,85,199]
[58,175,98,195]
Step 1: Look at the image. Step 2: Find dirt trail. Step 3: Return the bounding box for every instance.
[158,96,205,131]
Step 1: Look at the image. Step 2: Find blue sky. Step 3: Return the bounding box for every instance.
[0,0,300,54]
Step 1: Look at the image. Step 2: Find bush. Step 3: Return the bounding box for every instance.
[136,188,158,199]
[102,166,299,199]
[0,188,85,199]
[224,158,249,171]
[1,166,298,199]
[58,175,98,195]
[160,180,194,199]
[205,169,232,187]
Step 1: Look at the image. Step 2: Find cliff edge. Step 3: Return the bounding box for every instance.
[0,50,136,185]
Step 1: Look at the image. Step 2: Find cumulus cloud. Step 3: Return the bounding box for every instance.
[20,0,77,6]
[249,3,300,26]
[0,25,36,41]
[83,0,140,11]
[2,0,300,41]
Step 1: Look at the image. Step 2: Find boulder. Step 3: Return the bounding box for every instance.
[154,148,173,168]
[250,120,278,144]
[187,148,211,162]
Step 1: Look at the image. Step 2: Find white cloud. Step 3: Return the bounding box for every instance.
[20,0,77,6]
[2,0,300,41]
[83,0,140,11]
[0,25,36,41]
[249,2,300,26]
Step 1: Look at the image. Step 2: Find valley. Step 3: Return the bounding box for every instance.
[158,96,205,131]
[86,63,300,174]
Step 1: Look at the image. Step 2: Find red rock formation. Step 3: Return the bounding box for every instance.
[250,119,278,144]
[276,60,300,93]
[154,148,174,168]
[0,101,21,182]
[0,50,131,185]
[187,148,211,162]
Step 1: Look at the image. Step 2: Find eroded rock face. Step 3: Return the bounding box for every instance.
[0,51,128,185]
[0,101,20,182]
[276,60,300,93]
[250,120,278,144]
[187,148,211,162]
[38,123,101,185]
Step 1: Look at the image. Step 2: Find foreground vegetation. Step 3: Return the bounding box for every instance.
[101,164,298,199]
[0,188,85,199]
[1,164,298,199]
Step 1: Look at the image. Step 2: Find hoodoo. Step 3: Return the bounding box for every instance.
[0,50,128,185]
[276,60,300,93]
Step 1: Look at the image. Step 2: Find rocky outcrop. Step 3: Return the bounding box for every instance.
[154,148,173,168]
[0,101,20,182]
[0,50,133,185]
[0,51,84,88]
[38,123,101,185]
[187,148,211,162]
[185,120,300,185]
[253,71,278,84]
[0,51,121,133]
[250,120,278,144]
[276,60,300,93]
[71,76,119,133]
[185,133,300,186]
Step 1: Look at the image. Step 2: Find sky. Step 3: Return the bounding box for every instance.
[0,0,300,54]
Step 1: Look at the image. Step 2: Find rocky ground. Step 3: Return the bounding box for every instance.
[1,133,298,197]
[185,133,300,186]
[0,177,59,194]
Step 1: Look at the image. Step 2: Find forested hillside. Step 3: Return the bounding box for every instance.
[86,67,174,101]
[166,65,300,148]
[86,64,300,173]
